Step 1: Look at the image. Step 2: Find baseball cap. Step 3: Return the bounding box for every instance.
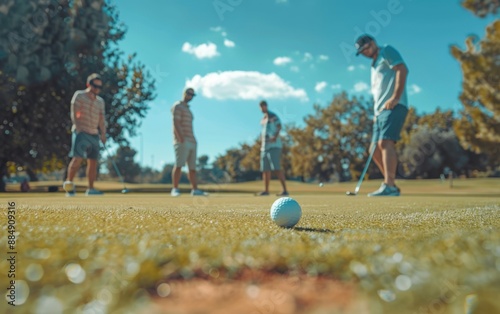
[355,34,374,56]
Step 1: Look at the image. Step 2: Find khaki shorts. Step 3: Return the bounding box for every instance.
[174,142,197,170]
[260,148,282,172]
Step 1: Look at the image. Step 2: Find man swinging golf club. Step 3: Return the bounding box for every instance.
[63,73,107,196]
[355,34,409,196]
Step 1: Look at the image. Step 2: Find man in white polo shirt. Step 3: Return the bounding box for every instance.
[170,87,207,197]
[257,100,288,196]
[355,34,409,196]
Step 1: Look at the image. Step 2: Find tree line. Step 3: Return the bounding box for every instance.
[0,0,498,190]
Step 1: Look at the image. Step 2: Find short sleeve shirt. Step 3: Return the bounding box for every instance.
[171,101,196,144]
[261,111,282,151]
[371,45,409,115]
[70,90,105,135]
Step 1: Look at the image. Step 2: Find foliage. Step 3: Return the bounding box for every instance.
[451,2,500,166]
[0,0,156,191]
[288,92,372,182]
[461,0,500,17]
[106,146,140,183]
[215,144,261,182]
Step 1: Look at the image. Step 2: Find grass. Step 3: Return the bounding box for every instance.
[1,178,499,313]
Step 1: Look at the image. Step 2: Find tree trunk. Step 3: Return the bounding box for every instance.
[26,167,38,182]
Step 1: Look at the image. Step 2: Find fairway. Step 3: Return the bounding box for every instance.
[1,179,500,314]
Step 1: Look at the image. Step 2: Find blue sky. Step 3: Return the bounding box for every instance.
[114,0,496,170]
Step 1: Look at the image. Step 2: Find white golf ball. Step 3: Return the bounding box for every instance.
[319,182,324,187]
[270,197,302,228]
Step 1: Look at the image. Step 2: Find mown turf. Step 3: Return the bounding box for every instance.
[1,179,499,313]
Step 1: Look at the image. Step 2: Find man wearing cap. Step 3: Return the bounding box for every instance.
[355,34,409,196]
[170,88,208,197]
[257,100,289,196]
[63,73,107,196]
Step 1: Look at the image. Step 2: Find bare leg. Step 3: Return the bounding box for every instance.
[66,157,83,182]
[188,169,198,190]
[172,166,182,189]
[262,171,270,193]
[371,142,384,176]
[380,140,397,186]
[87,159,97,189]
[275,170,287,193]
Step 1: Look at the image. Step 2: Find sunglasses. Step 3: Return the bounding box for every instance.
[90,82,103,89]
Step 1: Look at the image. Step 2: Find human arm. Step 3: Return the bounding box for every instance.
[269,123,281,142]
[172,105,184,143]
[70,93,81,132]
[99,103,106,144]
[383,63,408,110]
[382,46,408,110]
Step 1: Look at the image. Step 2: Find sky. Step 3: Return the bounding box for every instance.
[113,0,496,170]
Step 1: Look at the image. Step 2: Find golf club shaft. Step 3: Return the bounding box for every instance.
[103,144,127,189]
[354,141,377,194]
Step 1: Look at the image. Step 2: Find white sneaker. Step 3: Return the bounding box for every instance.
[191,189,208,196]
[63,181,76,197]
[171,188,181,197]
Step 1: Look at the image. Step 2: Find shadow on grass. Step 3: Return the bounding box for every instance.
[294,227,335,233]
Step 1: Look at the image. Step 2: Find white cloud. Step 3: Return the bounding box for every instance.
[210,26,223,32]
[303,52,313,62]
[273,56,293,66]
[348,65,367,72]
[315,81,328,93]
[186,71,309,102]
[290,66,300,72]
[318,55,329,62]
[224,39,235,48]
[409,84,422,95]
[182,42,219,59]
[353,81,369,92]
[331,84,342,90]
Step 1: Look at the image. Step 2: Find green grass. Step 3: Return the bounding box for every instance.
[1,178,499,313]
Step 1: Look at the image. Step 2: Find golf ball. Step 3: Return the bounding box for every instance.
[319,182,324,187]
[270,197,302,228]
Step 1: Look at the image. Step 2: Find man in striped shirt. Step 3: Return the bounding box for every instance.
[63,73,107,196]
[170,87,207,197]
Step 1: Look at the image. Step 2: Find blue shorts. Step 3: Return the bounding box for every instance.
[372,105,408,142]
[70,131,100,160]
[260,148,282,172]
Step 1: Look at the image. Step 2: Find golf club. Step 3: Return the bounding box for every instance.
[346,141,377,196]
[102,144,129,194]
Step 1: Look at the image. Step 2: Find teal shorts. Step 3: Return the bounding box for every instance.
[372,105,408,142]
[70,131,100,160]
[260,148,282,172]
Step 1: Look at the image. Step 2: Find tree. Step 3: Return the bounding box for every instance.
[400,127,470,178]
[197,155,209,170]
[451,1,500,167]
[106,146,140,183]
[0,0,156,191]
[288,92,373,182]
[461,0,500,17]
